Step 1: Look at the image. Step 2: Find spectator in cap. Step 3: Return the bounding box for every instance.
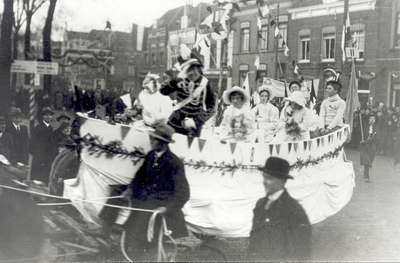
[249,157,311,261]
[49,138,79,196]
[5,108,30,165]
[316,80,346,137]
[219,86,256,141]
[56,112,71,124]
[360,114,379,182]
[100,123,190,259]
[272,91,313,143]
[252,85,279,143]
[160,53,216,137]
[0,116,13,162]
[53,122,72,151]
[29,107,58,184]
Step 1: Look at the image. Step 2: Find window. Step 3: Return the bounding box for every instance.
[128,62,134,75]
[259,19,268,50]
[346,24,365,59]
[278,23,287,48]
[396,13,400,47]
[241,22,250,52]
[299,29,311,62]
[159,52,164,66]
[322,27,336,61]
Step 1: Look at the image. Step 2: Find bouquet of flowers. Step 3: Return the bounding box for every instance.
[284,117,304,140]
[230,114,248,141]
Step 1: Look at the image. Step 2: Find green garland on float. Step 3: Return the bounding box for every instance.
[182,143,345,175]
[80,133,146,165]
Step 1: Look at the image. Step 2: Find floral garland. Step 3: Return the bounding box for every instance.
[181,143,345,175]
[80,133,146,165]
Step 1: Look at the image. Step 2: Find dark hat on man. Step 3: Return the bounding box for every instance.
[58,138,77,148]
[326,80,342,91]
[0,116,6,124]
[258,157,293,179]
[57,112,71,121]
[9,107,23,117]
[42,107,54,115]
[148,123,175,143]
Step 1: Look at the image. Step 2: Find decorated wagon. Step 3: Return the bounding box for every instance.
[63,113,355,241]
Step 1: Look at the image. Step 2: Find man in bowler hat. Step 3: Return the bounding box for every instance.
[249,157,311,261]
[5,108,30,165]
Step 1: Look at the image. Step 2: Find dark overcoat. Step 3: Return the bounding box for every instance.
[5,124,30,165]
[0,132,13,161]
[123,147,190,242]
[249,190,312,261]
[360,124,378,166]
[29,122,57,184]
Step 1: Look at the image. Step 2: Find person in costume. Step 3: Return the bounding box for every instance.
[360,114,379,183]
[136,73,173,126]
[160,53,216,137]
[316,80,346,136]
[271,91,312,143]
[219,86,255,142]
[249,157,311,261]
[252,85,279,143]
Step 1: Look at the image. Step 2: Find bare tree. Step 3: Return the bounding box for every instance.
[11,0,26,91]
[42,0,57,105]
[0,0,14,115]
[23,0,46,60]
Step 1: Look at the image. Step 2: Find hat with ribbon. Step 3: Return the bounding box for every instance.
[257,85,275,101]
[223,86,250,105]
[288,91,307,108]
[258,157,293,179]
[148,123,175,143]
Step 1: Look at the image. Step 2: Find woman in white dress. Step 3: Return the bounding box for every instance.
[219,86,256,142]
[271,91,312,143]
[251,85,279,143]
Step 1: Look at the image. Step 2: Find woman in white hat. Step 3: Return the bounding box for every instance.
[271,91,313,143]
[219,87,256,141]
[136,73,173,126]
[252,85,279,143]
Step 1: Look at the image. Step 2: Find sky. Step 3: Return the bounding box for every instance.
[0,0,213,40]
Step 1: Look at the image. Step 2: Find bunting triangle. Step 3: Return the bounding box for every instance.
[230,142,237,155]
[317,138,320,148]
[288,143,292,153]
[275,144,281,155]
[293,142,298,152]
[269,144,274,155]
[120,126,131,140]
[198,138,206,152]
[303,141,308,151]
[339,131,342,140]
[188,136,195,148]
[308,141,312,151]
[321,137,325,147]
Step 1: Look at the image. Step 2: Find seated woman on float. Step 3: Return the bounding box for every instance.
[252,85,279,143]
[218,86,256,142]
[271,91,313,143]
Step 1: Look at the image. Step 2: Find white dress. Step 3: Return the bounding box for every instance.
[219,105,256,142]
[138,91,173,126]
[271,105,312,143]
[252,102,279,143]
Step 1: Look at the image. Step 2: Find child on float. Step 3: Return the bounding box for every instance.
[251,85,279,143]
[271,91,313,143]
[219,86,256,142]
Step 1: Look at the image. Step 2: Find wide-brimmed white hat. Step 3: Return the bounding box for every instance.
[222,86,250,105]
[257,85,274,101]
[288,91,306,108]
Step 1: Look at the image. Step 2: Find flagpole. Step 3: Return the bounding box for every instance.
[274,0,280,80]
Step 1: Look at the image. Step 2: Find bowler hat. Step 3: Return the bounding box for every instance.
[42,107,54,115]
[58,138,77,148]
[148,123,175,143]
[9,108,23,116]
[259,157,293,179]
[57,112,71,121]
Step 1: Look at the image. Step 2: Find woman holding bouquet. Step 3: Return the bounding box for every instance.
[219,86,255,142]
[271,91,312,143]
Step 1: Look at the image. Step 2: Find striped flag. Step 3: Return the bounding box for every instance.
[341,0,351,64]
[344,59,360,143]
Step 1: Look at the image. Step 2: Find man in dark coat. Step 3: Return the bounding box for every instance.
[29,107,58,184]
[360,114,379,182]
[5,108,30,165]
[160,55,215,137]
[0,116,13,162]
[121,123,190,259]
[249,157,312,261]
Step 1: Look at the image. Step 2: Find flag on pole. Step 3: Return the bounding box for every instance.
[201,14,213,28]
[274,27,280,37]
[310,79,317,104]
[254,56,260,70]
[284,45,290,56]
[344,59,360,143]
[341,0,351,64]
[242,73,251,108]
[257,17,262,30]
[120,93,132,108]
[262,5,270,17]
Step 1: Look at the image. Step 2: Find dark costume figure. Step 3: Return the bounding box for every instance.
[249,157,311,261]
[0,116,13,161]
[360,114,379,182]
[30,107,58,184]
[4,108,30,165]
[160,55,215,137]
